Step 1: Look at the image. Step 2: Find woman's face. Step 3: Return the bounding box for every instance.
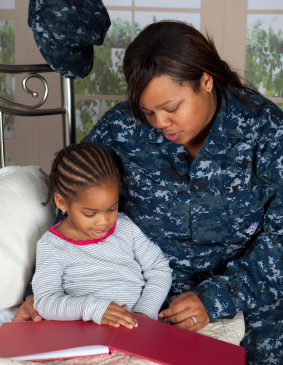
[139,74,217,157]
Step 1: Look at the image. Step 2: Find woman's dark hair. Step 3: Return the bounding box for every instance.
[43,142,120,206]
[123,20,260,123]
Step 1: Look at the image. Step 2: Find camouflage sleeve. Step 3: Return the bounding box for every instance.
[193,134,283,321]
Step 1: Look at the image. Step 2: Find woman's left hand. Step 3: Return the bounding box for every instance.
[159,291,210,332]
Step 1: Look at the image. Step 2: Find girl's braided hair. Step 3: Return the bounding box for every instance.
[43,142,120,206]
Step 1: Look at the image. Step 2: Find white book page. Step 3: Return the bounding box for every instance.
[9,345,110,361]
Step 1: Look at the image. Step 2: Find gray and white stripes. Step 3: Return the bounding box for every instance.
[33,213,172,324]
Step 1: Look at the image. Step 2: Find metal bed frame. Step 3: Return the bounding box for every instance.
[0,63,76,168]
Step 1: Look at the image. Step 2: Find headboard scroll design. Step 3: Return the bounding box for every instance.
[0,63,76,168]
[0,73,49,109]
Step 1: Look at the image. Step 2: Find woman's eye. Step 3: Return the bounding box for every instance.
[85,214,95,218]
[167,105,179,113]
[145,111,153,116]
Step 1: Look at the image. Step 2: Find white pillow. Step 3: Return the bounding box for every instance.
[0,166,56,310]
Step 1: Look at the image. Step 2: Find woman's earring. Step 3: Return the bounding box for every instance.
[207,88,211,93]
[62,210,65,215]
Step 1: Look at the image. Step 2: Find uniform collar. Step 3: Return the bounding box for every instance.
[201,91,256,156]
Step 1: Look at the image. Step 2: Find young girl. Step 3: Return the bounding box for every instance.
[32,142,172,329]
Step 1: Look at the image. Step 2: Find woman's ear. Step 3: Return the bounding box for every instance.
[201,72,213,93]
[54,193,68,213]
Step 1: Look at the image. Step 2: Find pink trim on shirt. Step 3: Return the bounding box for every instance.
[49,217,116,246]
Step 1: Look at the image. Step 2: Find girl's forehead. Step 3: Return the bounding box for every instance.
[72,184,119,210]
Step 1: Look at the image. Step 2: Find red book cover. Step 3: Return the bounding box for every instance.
[0,313,245,364]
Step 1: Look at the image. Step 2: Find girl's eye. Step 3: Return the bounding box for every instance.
[84,214,95,218]
[144,111,153,116]
[109,207,118,212]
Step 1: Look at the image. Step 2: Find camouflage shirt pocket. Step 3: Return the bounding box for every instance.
[225,184,275,242]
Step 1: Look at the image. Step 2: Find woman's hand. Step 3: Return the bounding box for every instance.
[159,291,210,332]
[12,295,42,322]
[101,303,138,329]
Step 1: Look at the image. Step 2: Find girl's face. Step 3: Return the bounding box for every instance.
[139,73,217,158]
[59,182,119,240]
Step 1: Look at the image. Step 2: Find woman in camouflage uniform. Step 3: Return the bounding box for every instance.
[15,21,283,364]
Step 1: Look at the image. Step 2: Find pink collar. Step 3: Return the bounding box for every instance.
[49,218,116,246]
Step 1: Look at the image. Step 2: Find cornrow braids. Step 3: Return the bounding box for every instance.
[43,142,120,206]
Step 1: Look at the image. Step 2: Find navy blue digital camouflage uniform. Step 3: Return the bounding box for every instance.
[28,0,110,79]
[83,90,283,364]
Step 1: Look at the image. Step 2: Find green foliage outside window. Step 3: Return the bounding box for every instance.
[76,99,121,142]
[0,21,14,64]
[246,19,283,98]
[75,18,136,96]
[0,20,15,133]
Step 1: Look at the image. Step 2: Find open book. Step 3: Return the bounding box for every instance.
[0,313,245,364]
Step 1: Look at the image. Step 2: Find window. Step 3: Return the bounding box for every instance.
[246,0,283,110]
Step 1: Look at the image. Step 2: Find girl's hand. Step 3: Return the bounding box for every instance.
[12,295,42,322]
[101,303,138,329]
[159,291,210,332]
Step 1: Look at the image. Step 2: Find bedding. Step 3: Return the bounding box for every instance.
[0,306,20,326]
[0,166,56,310]
[197,312,245,345]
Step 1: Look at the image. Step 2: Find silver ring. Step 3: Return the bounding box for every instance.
[190,316,197,325]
